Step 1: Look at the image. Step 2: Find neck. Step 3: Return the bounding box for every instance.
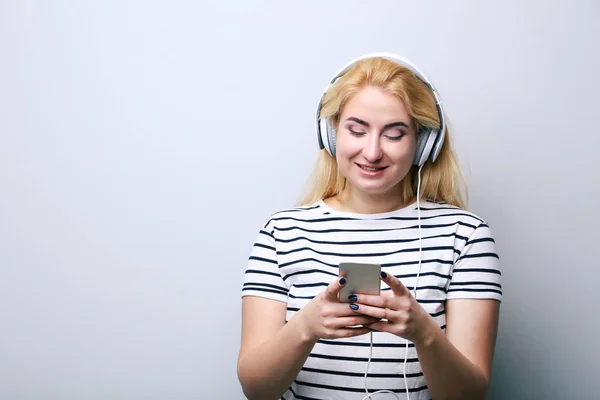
[333,185,413,214]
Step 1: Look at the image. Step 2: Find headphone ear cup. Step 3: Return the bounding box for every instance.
[413,128,437,166]
[430,128,445,162]
[319,118,331,155]
[325,118,337,156]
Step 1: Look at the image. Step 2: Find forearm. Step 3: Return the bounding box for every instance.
[237,314,317,400]
[415,320,489,400]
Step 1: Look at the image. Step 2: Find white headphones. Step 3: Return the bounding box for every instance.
[315,52,446,167]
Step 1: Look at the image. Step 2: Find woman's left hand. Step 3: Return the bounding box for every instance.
[348,271,436,345]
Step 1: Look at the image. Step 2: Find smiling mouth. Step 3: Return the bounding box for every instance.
[357,164,387,172]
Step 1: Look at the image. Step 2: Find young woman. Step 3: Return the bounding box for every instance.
[237,53,502,400]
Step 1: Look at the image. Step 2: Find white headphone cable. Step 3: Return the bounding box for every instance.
[361,164,424,400]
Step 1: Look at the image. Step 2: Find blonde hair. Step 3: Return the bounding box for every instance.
[297,57,468,209]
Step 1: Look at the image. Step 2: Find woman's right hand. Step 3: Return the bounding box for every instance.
[296,277,380,341]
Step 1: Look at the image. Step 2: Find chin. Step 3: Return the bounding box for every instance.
[339,164,407,196]
[349,180,400,196]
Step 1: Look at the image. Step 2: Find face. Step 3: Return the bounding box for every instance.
[335,85,417,198]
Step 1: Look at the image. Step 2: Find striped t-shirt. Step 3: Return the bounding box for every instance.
[242,198,502,400]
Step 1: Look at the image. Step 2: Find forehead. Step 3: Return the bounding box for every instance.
[340,86,411,123]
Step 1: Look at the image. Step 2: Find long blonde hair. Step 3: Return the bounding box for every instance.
[297,57,468,209]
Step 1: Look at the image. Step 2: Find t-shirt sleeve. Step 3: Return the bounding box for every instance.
[447,221,503,302]
[241,218,289,303]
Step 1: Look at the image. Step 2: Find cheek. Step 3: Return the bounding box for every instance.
[384,142,415,164]
[335,133,361,156]
[391,136,418,161]
[392,147,415,164]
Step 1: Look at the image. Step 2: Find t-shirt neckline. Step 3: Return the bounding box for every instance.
[316,198,419,219]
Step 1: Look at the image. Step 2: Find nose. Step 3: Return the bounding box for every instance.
[362,134,383,163]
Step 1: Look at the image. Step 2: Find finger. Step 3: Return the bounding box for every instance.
[325,276,347,301]
[333,315,381,328]
[348,302,396,321]
[380,271,410,297]
[363,320,392,333]
[329,302,368,317]
[329,326,372,339]
[347,293,391,309]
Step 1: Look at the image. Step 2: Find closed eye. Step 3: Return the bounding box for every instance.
[349,129,366,136]
[385,132,406,141]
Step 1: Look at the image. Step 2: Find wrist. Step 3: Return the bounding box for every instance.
[413,312,442,349]
[290,308,318,345]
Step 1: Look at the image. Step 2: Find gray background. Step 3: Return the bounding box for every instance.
[1,1,598,399]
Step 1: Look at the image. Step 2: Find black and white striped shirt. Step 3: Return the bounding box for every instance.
[242,199,502,399]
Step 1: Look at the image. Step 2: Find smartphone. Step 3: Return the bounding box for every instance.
[338,261,381,303]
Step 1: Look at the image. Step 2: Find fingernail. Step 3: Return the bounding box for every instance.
[380,271,388,278]
[349,304,359,310]
[339,277,346,285]
[348,295,358,302]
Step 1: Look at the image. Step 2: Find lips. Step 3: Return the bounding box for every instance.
[357,163,387,172]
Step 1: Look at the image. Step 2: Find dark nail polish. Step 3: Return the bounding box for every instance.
[380,271,388,278]
[349,304,359,310]
[339,277,346,285]
[348,295,358,302]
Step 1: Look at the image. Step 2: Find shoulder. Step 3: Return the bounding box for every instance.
[259,201,327,231]
[419,199,490,229]
[418,199,497,247]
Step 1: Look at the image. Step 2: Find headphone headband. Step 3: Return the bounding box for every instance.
[315,52,446,166]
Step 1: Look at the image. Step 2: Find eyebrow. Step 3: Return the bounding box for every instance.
[346,116,409,130]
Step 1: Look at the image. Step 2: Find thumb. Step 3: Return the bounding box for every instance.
[380,271,410,297]
[324,276,347,301]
